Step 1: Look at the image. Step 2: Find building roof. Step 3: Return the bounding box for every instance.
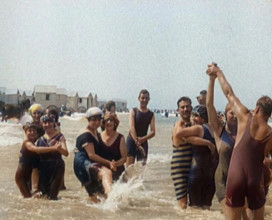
[34,85,57,93]
[5,88,19,95]
[78,91,92,98]
[112,98,127,103]
[57,88,67,95]
[67,91,78,97]
[34,85,67,95]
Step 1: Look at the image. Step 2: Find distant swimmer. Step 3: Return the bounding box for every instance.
[126,89,155,167]
[206,62,272,220]
[206,73,237,214]
[196,90,207,106]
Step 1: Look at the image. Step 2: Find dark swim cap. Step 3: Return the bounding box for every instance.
[192,105,208,122]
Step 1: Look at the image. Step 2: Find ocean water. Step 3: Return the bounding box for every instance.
[0,114,272,220]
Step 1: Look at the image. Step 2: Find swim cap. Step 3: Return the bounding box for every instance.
[85,107,103,118]
[29,104,44,116]
[192,105,208,121]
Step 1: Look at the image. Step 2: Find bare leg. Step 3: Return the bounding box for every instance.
[100,166,113,195]
[225,205,243,220]
[31,168,39,192]
[126,156,135,167]
[250,206,264,220]
[177,196,188,209]
[220,198,227,215]
[15,164,32,198]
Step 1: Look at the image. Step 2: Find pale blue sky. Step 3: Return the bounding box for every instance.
[1,0,272,110]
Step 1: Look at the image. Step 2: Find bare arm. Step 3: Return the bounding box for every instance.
[206,63,249,122]
[25,141,60,154]
[115,136,127,167]
[138,115,156,144]
[206,75,223,138]
[84,143,111,168]
[129,109,138,142]
[186,136,215,154]
[58,136,69,157]
[176,125,203,139]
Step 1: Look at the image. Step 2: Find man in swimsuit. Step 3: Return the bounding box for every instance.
[126,89,155,166]
[206,62,272,220]
[176,104,218,209]
[171,96,193,209]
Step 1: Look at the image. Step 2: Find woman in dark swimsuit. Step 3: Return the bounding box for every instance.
[36,113,68,200]
[99,112,127,193]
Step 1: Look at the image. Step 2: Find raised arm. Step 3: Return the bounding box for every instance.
[206,63,249,122]
[206,75,223,138]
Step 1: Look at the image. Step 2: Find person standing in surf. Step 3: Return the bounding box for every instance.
[206,72,237,214]
[126,89,155,167]
[15,122,62,198]
[36,113,68,200]
[171,97,216,209]
[98,112,127,194]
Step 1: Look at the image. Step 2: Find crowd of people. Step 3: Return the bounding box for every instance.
[13,89,155,203]
[3,63,272,220]
[171,63,272,220]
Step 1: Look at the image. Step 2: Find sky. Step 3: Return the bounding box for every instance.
[0,0,272,110]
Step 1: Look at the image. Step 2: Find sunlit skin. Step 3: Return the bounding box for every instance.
[138,93,150,110]
[32,110,42,123]
[87,116,102,132]
[42,120,55,132]
[177,101,192,122]
[226,110,237,128]
[25,127,38,142]
[191,113,205,125]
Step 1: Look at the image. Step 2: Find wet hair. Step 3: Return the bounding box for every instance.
[256,96,272,117]
[138,89,150,98]
[104,100,116,112]
[46,109,59,122]
[193,105,208,123]
[177,96,192,108]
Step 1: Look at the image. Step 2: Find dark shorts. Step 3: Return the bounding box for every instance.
[73,152,103,196]
[126,135,148,161]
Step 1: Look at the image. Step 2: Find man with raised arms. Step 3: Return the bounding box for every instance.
[206,62,272,220]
